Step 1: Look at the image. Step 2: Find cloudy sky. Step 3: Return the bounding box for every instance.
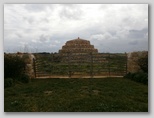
[4,4,148,53]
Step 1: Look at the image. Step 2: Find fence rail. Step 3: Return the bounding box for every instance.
[33,53,127,78]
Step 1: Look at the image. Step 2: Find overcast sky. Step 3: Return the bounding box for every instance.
[4,4,148,53]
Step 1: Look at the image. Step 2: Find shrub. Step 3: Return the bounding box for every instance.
[139,73,148,84]
[124,72,148,85]
[4,55,26,79]
[4,54,29,87]
[138,54,148,73]
[124,72,135,79]
[4,78,14,88]
[18,74,30,83]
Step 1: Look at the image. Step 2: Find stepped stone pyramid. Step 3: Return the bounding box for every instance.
[59,37,98,54]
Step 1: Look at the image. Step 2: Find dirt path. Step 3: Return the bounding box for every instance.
[35,75,123,79]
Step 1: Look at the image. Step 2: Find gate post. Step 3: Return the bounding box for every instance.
[33,58,36,79]
[125,52,128,75]
[108,53,110,77]
[90,52,93,78]
[67,52,71,78]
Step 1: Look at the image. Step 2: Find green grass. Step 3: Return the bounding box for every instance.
[4,78,148,112]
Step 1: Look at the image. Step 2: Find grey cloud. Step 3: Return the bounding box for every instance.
[41,18,49,23]
[23,28,36,33]
[4,4,148,53]
[59,5,83,20]
[84,23,104,35]
[22,16,49,26]
[129,40,138,45]
[40,27,49,31]
[60,4,77,8]
[90,32,113,41]
[23,16,34,24]
[38,34,49,43]
[99,4,115,10]
[24,4,53,12]
[128,28,148,39]
[29,36,63,53]
[122,17,133,25]
[15,33,22,38]
[89,27,148,53]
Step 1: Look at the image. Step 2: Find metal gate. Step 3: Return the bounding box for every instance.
[33,53,127,78]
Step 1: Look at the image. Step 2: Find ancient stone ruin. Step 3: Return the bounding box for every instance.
[58,37,99,63]
[59,37,98,54]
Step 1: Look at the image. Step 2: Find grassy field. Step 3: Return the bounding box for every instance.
[4,78,148,112]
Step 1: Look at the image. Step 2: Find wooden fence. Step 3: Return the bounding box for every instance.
[33,53,127,78]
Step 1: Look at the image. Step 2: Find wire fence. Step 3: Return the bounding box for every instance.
[33,52,127,78]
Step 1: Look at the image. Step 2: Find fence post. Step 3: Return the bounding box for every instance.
[67,52,71,78]
[108,53,110,77]
[125,52,128,75]
[33,58,36,79]
[90,52,93,78]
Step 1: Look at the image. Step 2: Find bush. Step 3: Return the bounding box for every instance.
[124,72,148,85]
[4,78,14,88]
[124,72,135,79]
[139,73,148,84]
[18,74,30,83]
[4,55,26,79]
[138,54,148,73]
[4,54,30,87]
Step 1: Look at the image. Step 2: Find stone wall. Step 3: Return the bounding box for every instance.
[17,53,36,78]
[127,51,148,73]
